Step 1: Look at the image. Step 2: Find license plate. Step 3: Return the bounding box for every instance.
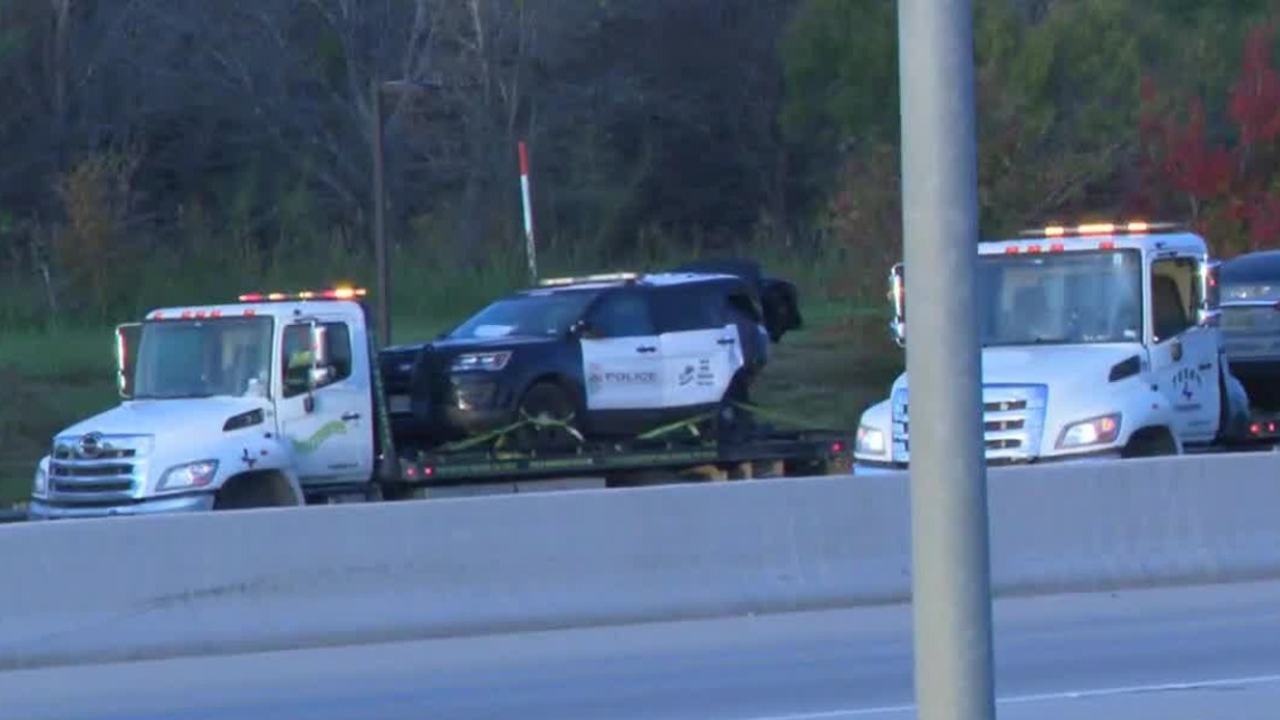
[389,395,411,414]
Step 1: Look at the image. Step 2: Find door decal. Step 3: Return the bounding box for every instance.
[1171,366,1204,411]
[291,420,348,454]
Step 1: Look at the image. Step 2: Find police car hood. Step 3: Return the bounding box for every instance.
[426,334,560,353]
[56,397,270,444]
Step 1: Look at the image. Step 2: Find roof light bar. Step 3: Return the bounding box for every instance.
[537,272,640,287]
[1021,220,1182,239]
[237,287,367,303]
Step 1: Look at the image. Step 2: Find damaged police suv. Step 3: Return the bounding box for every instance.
[381,262,802,451]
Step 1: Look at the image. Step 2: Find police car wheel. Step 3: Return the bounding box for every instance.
[513,381,579,451]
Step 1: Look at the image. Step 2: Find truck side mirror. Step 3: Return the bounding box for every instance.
[311,323,330,368]
[115,322,142,399]
[888,263,906,347]
[1197,259,1221,327]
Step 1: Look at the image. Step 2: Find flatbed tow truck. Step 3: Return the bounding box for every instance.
[27,287,849,519]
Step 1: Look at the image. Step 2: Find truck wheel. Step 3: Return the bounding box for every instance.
[213,471,298,510]
[512,381,579,451]
[1121,427,1178,458]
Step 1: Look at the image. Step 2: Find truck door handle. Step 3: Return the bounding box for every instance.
[1198,363,1213,371]
[636,346,657,353]
[717,338,735,345]
[341,412,362,421]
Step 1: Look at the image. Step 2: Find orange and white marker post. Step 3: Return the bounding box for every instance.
[518,140,538,283]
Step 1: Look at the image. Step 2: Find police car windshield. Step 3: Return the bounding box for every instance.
[978,249,1143,347]
[448,289,599,339]
[132,317,274,399]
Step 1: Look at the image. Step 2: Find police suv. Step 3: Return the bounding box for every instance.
[381,267,801,451]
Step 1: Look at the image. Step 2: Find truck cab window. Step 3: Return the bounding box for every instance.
[586,290,655,337]
[1151,258,1196,342]
[132,317,274,400]
[281,322,353,397]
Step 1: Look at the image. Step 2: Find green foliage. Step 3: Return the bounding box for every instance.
[783,0,1272,251]
[779,0,898,146]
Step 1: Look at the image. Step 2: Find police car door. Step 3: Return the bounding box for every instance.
[653,284,744,408]
[1149,254,1221,444]
[578,288,666,410]
[277,315,375,484]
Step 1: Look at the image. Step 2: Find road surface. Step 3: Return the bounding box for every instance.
[3,579,1280,719]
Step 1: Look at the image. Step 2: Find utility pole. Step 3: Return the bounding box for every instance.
[371,79,390,348]
[370,78,441,349]
[896,0,997,718]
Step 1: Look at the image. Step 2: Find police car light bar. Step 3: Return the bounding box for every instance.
[237,287,367,302]
[537,272,640,287]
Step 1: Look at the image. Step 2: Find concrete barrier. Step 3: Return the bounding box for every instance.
[0,452,1278,670]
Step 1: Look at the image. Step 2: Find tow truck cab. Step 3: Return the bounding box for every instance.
[28,287,390,520]
[854,221,1252,470]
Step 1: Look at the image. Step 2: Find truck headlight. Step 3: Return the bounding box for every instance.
[451,351,512,372]
[32,463,48,497]
[157,460,219,491]
[1056,414,1121,449]
[856,425,887,456]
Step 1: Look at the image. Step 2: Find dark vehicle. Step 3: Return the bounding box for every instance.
[381,265,801,452]
[1219,250,1280,424]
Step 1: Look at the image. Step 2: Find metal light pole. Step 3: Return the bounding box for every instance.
[897,0,997,718]
[371,78,440,349]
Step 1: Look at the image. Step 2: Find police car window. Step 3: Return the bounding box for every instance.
[587,290,655,337]
[449,290,597,339]
[651,285,725,332]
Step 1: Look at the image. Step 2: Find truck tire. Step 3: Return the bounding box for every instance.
[1121,427,1178,458]
[213,471,298,510]
[512,381,579,451]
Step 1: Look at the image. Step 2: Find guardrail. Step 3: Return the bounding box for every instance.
[0,452,1277,670]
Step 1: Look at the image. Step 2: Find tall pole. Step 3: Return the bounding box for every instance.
[517,140,538,284]
[371,80,392,348]
[897,0,996,719]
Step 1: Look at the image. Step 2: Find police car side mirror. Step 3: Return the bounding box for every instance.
[570,320,600,339]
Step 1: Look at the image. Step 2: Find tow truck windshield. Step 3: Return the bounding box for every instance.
[978,249,1144,347]
[132,316,274,399]
[447,289,599,340]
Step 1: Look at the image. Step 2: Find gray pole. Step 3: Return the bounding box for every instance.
[896,0,996,719]
[371,80,392,348]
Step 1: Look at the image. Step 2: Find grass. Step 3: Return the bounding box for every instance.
[0,242,901,506]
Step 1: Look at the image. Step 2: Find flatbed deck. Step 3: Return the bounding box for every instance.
[389,428,851,487]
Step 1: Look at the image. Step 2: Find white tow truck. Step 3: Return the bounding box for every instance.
[854,221,1254,471]
[27,285,848,520]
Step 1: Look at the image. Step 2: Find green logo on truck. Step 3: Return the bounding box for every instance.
[292,420,348,454]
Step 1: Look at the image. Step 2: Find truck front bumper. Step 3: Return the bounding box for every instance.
[853,448,1124,475]
[26,492,215,520]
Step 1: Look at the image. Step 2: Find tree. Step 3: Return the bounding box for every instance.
[1137,22,1280,256]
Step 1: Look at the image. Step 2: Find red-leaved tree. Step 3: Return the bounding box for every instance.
[1138,24,1280,257]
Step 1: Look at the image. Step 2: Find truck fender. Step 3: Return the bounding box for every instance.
[1113,388,1181,456]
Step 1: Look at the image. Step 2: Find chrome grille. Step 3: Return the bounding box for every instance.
[892,385,1049,464]
[47,433,152,504]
